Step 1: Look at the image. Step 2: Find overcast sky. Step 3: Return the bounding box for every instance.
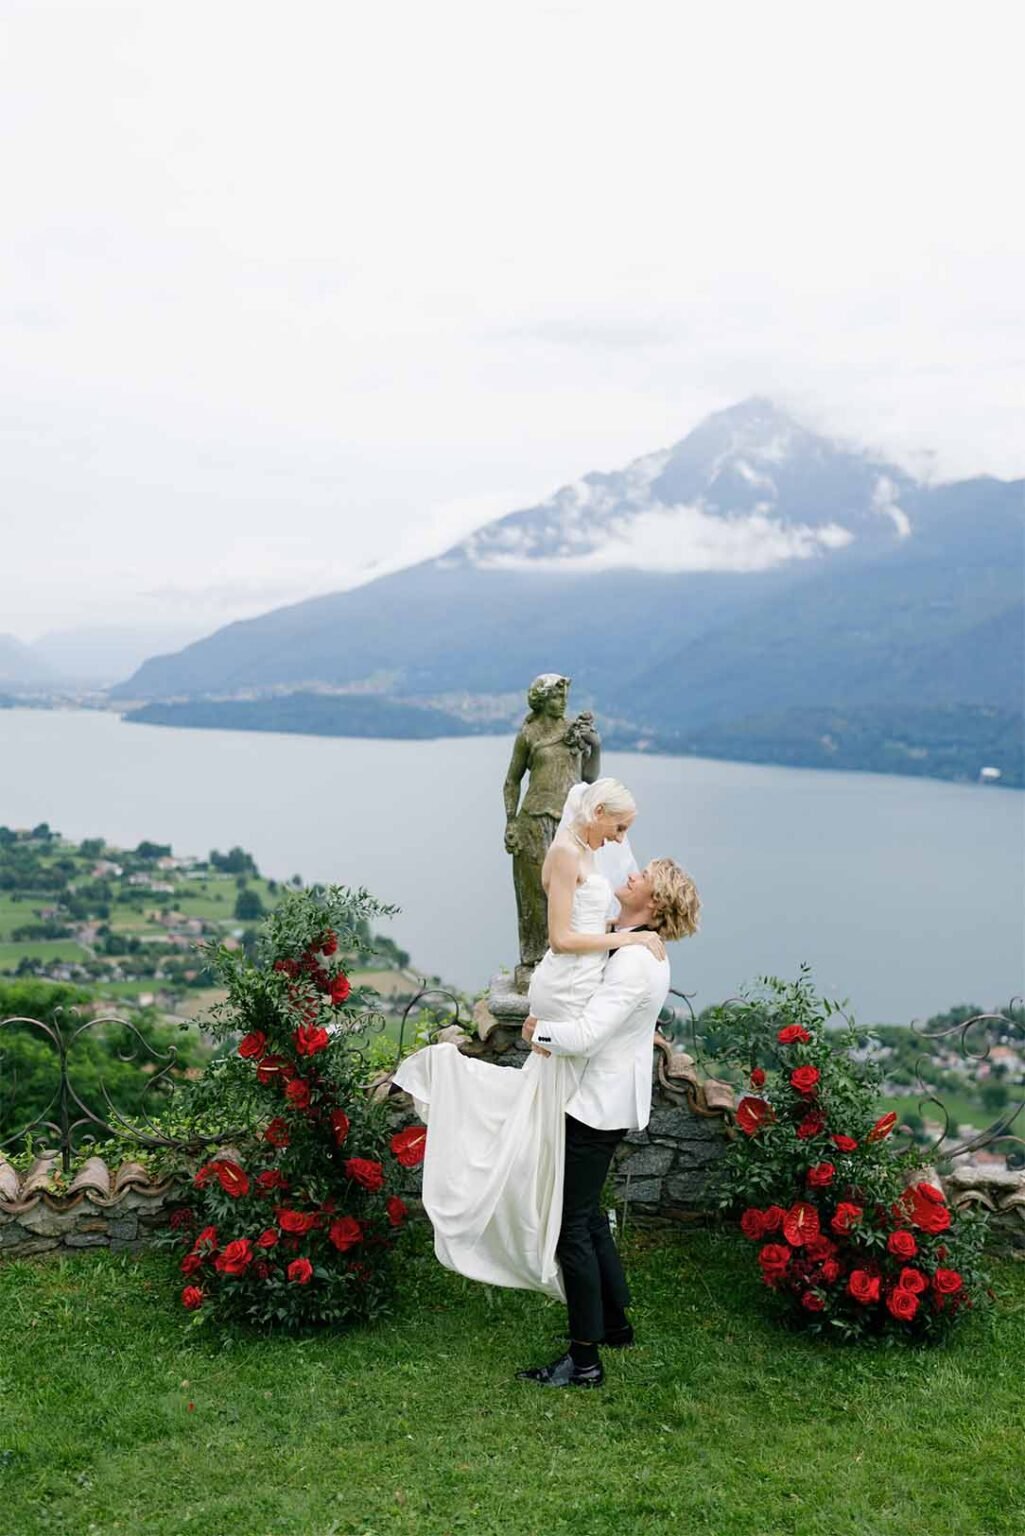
[3,0,1023,643]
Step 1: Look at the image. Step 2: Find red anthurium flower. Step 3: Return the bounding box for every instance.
[807,1162,835,1187]
[285,1078,312,1110]
[215,1238,253,1275]
[749,1067,766,1088]
[212,1160,249,1199]
[293,1023,330,1057]
[886,1286,919,1321]
[238,1030,267,1060]
[287,1258,313,1285]
[847,1269,881,1304]
[330,1110,350,1146]
[257,1054,296,1086]
[736,1096,775,1136]
[264,1117,291,1148]
[328,1217,363,1252]
[831,1134,859,1152]
[390,1125,428,1167]
[344,1157,385,1192]
[867,1111,898,1142]
[277,1208,318,1236]
[740,1208,768,1241]
[386,1195,407,1228]
[329,973,352,1007]
[790,1065,820,1095]
[181,1286,204,1310]
[933,1268,963,1295]
[905,1183,951,1233]
[830,1202,864,1235]
[782,1202,821,1247]
[887,1230,918,1259]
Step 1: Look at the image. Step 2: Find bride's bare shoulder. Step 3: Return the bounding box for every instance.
[542,837,581,890]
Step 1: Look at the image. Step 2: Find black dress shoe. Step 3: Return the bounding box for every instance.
[602,1324,635,1349]
[516,1351,604,1388]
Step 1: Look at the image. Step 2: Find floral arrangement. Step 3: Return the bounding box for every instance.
[170,886,425,1329]
[709,971,992,1342]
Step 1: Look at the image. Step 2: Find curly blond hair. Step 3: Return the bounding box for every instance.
[648,858,701,942]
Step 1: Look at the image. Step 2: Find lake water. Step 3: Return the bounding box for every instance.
[1,707,1022,1024]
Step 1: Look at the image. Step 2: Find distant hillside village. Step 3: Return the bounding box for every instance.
[0,824,411,1020]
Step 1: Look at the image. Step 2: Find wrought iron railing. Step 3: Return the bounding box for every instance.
[901,997,1025,1166]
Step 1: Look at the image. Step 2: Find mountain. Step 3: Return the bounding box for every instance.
[111,399,1024,784]
[0,634,54,687]
[28,624,211,687]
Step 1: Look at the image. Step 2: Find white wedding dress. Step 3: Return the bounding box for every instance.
[392,869,615,1301]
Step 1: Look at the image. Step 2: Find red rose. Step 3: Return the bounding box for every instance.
[193,1163,213,1188]
[933,1268,963,1295]
[215,1238,253,1276]
[329,973,352,1007]
[867,1111,898,1142]
[831,1134,859,1152]
[847,1269,881,1304]
[285,1078,312,1110]
[238,1030,267,1060]
[277,1208,318,1235]
[796,1111,826,1140]
[344,1157,385,1192]
[749,1067,766,1088]
[257,1054,296,1086]
[761,1205,787,1233]
[898,1267,928,1294]
[777,1024,811,1044]
[328,1217,363,1252]
[387,1195,408,1228]
[782,1202,821,1247]
[256,1228,279,1249]
[256,1169,288,1193]
[320,930,338,956]
[287,1258,313,1285]
[740,1208,768,1241]
[169,1207,194,1230]
[274,957,300,977]
[790,1065,820,1095]
[180,1252,203,1276]
[264,1117,291,1148]
[805,1233,837,1261]
[193,1224,218,1252]
[181,1286,204,1310]
[212,1160,249,1199]
[293,1023,330,1057]
[254,1261,271,1280]
[886,1285,919,1321]
[390,1125,428,1167]
[801,1291,826,1312]
[736,1096,775,1136]
[330,1110,350,1146]
[757,1243,791,1283]
[807,1162,835,1187]
[819,1258,841,1284]
[887,1230,918,1259]
[830,1202,864,1235]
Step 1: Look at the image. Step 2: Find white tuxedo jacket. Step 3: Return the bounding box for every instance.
[533,944,671,1131]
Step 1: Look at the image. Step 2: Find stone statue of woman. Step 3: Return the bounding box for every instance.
[503,674,601,988]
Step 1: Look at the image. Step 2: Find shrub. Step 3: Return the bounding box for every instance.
[170,885,424,1330]
[709,970,992,1342]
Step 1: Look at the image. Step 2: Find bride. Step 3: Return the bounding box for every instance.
[391,777,665,1299]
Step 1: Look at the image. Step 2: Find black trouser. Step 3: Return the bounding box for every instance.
[557,1112,631,1344]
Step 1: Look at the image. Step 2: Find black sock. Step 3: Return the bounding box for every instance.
[570,1340,600,1369]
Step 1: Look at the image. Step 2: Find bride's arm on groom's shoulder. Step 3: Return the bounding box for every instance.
[531,953,649,1058]
[547,846,657,958]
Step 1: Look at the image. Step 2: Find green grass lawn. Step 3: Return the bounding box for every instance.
[0,1228,1022,1536]
[0,939,86,967]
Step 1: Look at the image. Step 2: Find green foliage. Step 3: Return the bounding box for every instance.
[708,970,993,1343]
[172,885,419,1332]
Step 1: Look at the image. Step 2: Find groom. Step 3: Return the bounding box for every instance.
[517,857,698,1389]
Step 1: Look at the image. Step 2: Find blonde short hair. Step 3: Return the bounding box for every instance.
[648,858,701,942]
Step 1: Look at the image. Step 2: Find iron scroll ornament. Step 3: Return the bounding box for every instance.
[900,997,1025,1166]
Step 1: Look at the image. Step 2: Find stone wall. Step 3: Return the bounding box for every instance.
[0,1152,181,1261]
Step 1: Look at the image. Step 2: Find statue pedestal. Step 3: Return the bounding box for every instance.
[459,971,533,1063]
